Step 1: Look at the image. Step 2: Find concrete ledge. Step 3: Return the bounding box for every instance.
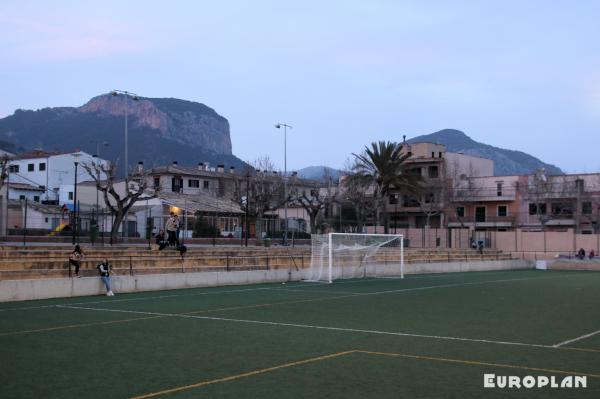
[0,260,532,302]
[547,259,600,271]
[0,268,307,302]
[361,259,532,278]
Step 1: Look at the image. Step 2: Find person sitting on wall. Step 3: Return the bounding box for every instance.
[577,248,586,260]
[589,249,595,259]
[156,229,168,251]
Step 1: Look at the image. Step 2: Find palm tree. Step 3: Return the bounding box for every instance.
[350,141,423,233]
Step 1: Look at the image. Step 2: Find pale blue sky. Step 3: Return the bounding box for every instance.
[1,1,599,172]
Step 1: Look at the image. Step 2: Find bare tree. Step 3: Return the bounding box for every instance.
[0,155,9,192]
[232,157,285,240]
[82,160,160,244]
[340,159,376,233]
[289,171,338,234]
[518,169,553,231]
[444,160,485,228]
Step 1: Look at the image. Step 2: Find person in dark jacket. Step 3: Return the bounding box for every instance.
[97,259,114,296]
[156,229,168,251]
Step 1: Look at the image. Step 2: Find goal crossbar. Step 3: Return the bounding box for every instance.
[307,233,404,283]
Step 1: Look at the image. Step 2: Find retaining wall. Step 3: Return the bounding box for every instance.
[0,259,533,302]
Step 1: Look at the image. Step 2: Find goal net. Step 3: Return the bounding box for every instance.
[307,233,404,283]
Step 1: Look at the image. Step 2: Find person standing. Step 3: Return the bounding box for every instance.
[173,214,181,247]
[165,212,178,247]
[97,258,114,296]
[69,245,85,277]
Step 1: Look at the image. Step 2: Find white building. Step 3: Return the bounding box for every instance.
[7,150,108,204]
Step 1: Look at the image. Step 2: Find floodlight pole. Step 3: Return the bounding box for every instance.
[275,123,292,245]
[111,90,140,243]
[72,153,80,245]
[245,170,250,247]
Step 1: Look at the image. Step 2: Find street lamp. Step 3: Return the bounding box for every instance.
[245,170,250,247]
[72,152,81,245]
[275,123,292,245]
[111,90,140,242]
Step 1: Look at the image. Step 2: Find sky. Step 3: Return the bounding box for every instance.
[1,0,599,173]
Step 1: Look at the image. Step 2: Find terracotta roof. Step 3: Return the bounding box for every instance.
[8,182,45,191]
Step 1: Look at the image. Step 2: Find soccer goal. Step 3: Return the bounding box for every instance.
[306,233,404,283]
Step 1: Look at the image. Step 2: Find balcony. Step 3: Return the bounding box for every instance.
[447,215,516,228]
[450,188,516,202]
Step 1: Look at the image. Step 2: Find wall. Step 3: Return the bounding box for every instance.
[0,259,533,302]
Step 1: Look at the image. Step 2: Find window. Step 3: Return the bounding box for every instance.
[497,205,508,217]
[402,195,419,207]
[456,206,465,217]
[9,165,19,173]
[424,193,435,203]
[551,202,573,216]
[582,201,592,215]
[529,203,546,215]
[438,152,443,158]
[410,168,422,176]
[203,180,210,189]
[68,192,73,200]
[33,196,40,202]
[27,163,34,172]
[389,194,399,205]
[431,152,435,158]
[19,195,25,200]
[153,177,160,189]
[39,163,46,171]
[428,166,439,178]
[171,177,183,192]
[496,182,503,196]
[188,179,200,188]
[45,217,49,223]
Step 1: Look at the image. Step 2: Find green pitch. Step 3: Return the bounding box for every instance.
[1,269,599,398]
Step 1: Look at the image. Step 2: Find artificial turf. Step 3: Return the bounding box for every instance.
[1,269,599,398]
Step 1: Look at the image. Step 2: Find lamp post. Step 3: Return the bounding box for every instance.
[275,123,292,245]
[245,170,250,247]
[72,152,81,245]
[111,90,140,242]
[394,193,399,234]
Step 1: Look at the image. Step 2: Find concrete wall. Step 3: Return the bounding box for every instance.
[0,259,533,302]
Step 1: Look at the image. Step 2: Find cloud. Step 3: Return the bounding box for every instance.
[0,12,147,63]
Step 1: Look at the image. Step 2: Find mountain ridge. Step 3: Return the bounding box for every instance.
[0,94,245,174]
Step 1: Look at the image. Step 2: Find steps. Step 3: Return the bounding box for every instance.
[0,246,515,280]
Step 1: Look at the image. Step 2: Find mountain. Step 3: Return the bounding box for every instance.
[0,94,246,174]
[297,166,342,181]
[407,129,563,176]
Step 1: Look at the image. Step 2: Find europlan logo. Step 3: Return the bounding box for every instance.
[484,374,587,389]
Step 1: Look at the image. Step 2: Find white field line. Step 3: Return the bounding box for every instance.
[0,272,580,313]
[553,330,600,348]
[56,304,555,351]
[0,287,279,312]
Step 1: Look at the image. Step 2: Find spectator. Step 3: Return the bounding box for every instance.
[156,229,168,251]
[477,240,484,255]
[577,248,586,260]
[69,245,85,278]
[97,258,114,296]
[165,212,179,247]
[589,249,595,259]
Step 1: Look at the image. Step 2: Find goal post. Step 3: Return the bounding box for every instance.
[307,233,404,283]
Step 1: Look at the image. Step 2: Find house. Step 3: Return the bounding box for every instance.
[7,150,109,204]
[385,142,494,229]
